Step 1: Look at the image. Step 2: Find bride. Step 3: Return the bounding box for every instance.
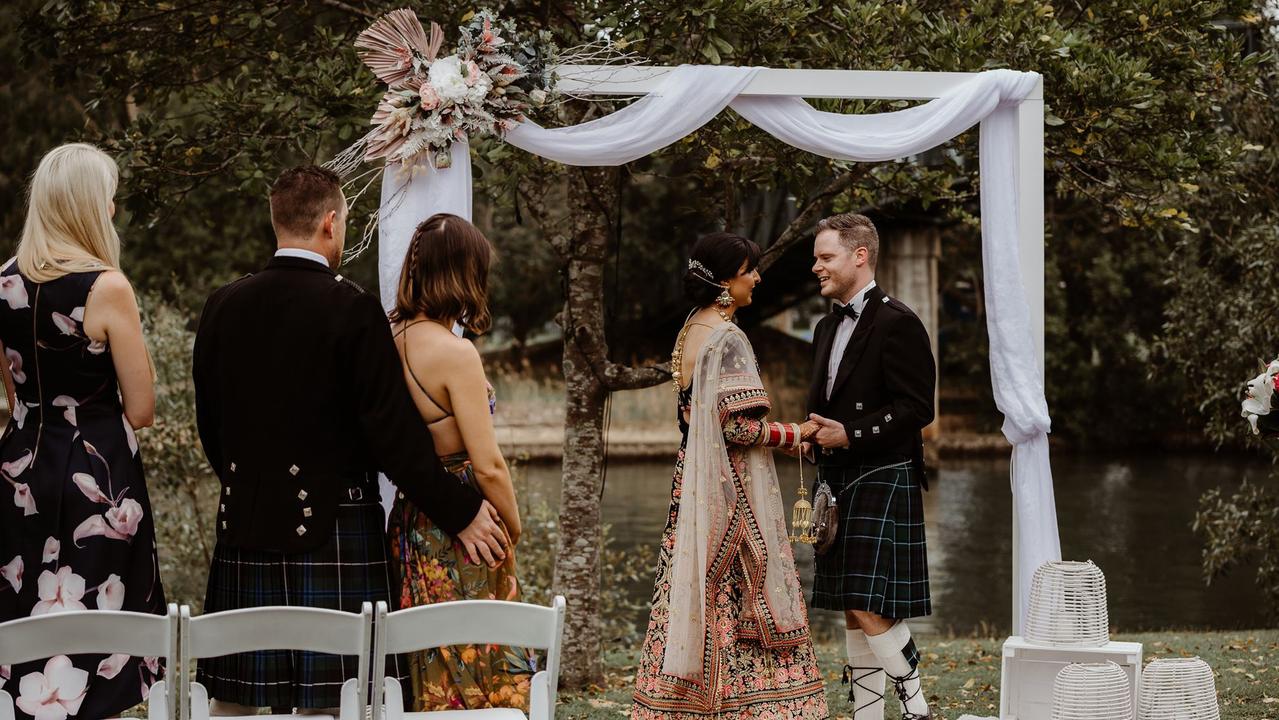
[632,232,829,720]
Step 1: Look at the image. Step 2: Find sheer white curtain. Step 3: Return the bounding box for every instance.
[373,64,1058,630]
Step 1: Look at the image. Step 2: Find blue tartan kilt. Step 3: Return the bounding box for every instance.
[810,459,932,619]
[196,500,404,709]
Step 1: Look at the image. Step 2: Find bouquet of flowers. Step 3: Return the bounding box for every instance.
[353,8,554,169]
[1240,357,1279,440]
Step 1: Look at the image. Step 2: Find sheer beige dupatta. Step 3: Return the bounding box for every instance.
[662,323,808,685]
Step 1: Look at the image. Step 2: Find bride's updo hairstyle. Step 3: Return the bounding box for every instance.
[683,231,761,307]
[391,212,495,334]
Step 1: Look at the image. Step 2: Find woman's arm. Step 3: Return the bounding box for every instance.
[84,272,155,429]
[722,413,808,449]
[436,339,522,545]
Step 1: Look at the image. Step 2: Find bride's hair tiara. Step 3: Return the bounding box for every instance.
[687,259,722,287]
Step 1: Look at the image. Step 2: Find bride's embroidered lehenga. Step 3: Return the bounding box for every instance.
[632,322,828,720]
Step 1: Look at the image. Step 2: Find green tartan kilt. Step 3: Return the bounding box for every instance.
[810,459,932,619]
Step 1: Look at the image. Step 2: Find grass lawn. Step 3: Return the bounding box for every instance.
[559,629,1279,719]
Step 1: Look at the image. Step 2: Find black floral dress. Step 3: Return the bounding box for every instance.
[0,263,165,720]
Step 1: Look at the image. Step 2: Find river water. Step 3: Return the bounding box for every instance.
[516,452,1272,641]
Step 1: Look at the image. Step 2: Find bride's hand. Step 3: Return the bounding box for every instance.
[799,420,820,442]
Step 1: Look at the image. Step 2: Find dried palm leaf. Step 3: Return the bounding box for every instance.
[356,8,438,87]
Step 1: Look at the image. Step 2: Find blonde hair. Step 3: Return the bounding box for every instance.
[17,143,122,283]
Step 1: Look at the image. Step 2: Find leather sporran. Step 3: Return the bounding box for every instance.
[810,478,839,555]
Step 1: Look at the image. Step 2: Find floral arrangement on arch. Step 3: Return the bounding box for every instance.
[348,8,555,170]
[1240,357,1279,442]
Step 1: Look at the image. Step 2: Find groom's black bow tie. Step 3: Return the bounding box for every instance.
[831,303,859,321]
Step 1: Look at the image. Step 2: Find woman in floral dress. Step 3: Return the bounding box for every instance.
[385,213,533,711]
[0,143,165,720]
[632,232,828,720]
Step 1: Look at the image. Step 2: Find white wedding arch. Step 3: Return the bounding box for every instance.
[373,64,1059,636]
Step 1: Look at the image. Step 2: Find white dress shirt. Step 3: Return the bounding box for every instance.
[274,247,330,267]
[825,279,877,400]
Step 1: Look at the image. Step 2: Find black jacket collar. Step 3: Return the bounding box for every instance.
[265,255,336,276]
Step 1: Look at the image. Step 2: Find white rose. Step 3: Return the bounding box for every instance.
[465,73,493,104]
[428,55,470,103]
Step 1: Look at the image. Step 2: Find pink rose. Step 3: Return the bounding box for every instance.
[465,60,482,86]
[419,83,440,111]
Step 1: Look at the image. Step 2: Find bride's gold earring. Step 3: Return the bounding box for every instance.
[716,288,733,308]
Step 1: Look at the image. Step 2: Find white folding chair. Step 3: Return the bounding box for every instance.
[0,604,179,720]
[371,596,566,720]
[180,602,373,720]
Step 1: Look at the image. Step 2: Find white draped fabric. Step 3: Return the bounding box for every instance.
[374,64,1059,629]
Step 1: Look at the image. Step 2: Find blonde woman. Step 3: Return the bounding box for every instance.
[0,143,165,720]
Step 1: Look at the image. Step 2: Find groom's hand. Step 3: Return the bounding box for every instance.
[808,413,849,449]
[458,500,507,568]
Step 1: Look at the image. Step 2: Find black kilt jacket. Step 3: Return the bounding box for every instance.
[193,256,482,553]
[807,284,937,489]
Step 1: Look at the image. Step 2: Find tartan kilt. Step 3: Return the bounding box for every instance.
[196,500,404,709]
[810,459,932,618]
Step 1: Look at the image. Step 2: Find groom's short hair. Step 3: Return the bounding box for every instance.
[817,213,879,269]
[269,165,344,239]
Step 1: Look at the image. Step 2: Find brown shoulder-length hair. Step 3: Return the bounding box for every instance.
[390,213,495,333]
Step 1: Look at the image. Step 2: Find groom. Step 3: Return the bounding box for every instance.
[192,165,508,714]
[805,213,936,720]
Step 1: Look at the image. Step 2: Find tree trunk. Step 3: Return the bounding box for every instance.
[552,168,613,689]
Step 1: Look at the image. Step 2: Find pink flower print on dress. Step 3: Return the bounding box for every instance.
[96,574,125,610]
[51,312,79,336]
[32,567,88,615]
[3,450,35,515]
[12,483,37,516]
[1,555,22,592]
[106,499,143,538]
[69,307,84,323]
[142,656,159,675]
[2,450,33,478]
[0,275,29,310]
[0,664,9,690]
[72,514,128,546]
[51,396,77,426]
[72,472,112,505]
[11,400,27,430]
[15,655,88,720]
[87,339,107,355]
[95,654,129,680]
[41,537,59,564]
[6,347,25,384]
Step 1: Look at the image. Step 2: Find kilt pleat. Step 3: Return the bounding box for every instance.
[810,461,931,618]
[196,501,404,709]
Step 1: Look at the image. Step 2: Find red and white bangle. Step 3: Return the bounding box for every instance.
[764,422,800,448]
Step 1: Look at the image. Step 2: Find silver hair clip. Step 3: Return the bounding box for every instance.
[688,259,716,281]
[687,259,723,288]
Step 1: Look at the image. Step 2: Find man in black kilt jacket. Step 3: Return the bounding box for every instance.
[805,213,937,720]
[192,166,508,715]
